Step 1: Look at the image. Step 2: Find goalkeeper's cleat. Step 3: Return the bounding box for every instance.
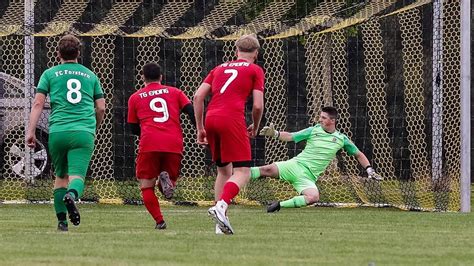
[267,201,281,213]
[63,193,80,226]
[208,200,233,235]
[155,220,167,230]
[159,171,175,200]
[57,221,68,232]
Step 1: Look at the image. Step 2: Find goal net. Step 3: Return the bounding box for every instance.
[0,0,465,211]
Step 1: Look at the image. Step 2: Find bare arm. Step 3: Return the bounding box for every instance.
[259,123,294,142]
[248,90,264,138]
[193,83,211,144]
[354,150,383,180]
[95,98,106,129]
[354,151,371,169]
[193,83,210,130]
[277,131,294,142]
[26,93,46,148]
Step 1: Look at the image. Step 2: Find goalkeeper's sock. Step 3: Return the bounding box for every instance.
[141,187,163,223]
[280,195,307,208]
[67,178,85,200]
[53,187,68,223]
[220,181,239,205]
[250,167,261,181]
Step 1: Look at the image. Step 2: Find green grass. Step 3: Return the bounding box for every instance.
[1,204,474,265]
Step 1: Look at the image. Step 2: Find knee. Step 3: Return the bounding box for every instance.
[54,177,68,188]
[139,179,156,189]
[217,164,233,176]
[305,192,320,204]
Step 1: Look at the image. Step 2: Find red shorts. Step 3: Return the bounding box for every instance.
[205,116,251,163]
[136,152,182,184]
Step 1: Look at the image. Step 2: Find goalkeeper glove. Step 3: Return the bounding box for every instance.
[366,166,383,181]
[259,123,279,138]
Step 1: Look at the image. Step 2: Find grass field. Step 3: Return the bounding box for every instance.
[1,203,474,266]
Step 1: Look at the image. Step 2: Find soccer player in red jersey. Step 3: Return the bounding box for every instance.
[128,63,195,230]
[194,34,264,235]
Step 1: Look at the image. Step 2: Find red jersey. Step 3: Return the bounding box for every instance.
[127,83,191,154]
[203,59,264,119]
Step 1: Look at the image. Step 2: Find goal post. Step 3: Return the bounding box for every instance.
[460,0,471,213]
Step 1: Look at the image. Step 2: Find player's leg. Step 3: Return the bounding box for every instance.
[279,186,319,209]
[62,176,82,226]
[53,176,69,231]
[204,117,232,233]
[139,178,166,229]
[63,131,95,226]
[267,161,317,212]
[211,162,232,234]
[49,132,70,230]
[211,164,251,234]
[218,117,252,197]
[203,117,230,203]
[214,160,232,202]
[250,163,279,181]
[136,152,166,229]
[207,117,251,234]
[301,186,320,204]
[158,152,182,200]
[221,165,250,203]
[65,131,94,200]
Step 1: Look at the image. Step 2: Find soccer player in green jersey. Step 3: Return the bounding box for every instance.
[250,106,382,212]
[26,35,106,231]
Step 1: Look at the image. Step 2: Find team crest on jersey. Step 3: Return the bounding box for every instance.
[332,137,337,142]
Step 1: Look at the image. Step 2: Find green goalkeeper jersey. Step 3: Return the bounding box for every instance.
[291,124,359,180]
[37,62,103,134]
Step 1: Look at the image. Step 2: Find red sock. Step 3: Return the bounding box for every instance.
[220,182,240,204]
[141,187,163,223]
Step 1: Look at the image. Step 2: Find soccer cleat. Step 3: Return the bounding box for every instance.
[215,224,224,235]
[159,171,175,200]
[63,193,80,226]
[214,215,230,235]
[155,220,167,230]
[267,201,281,213]
[57,221,68,232]
[208,200,234,235]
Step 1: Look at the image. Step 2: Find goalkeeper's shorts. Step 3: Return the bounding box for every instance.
[205,116,251,163]
[49,131,95,178]
[275,159,318,194]
[135,151,182,182]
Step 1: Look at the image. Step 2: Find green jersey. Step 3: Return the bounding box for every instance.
[37,63,103,134]
[291,124,359,180]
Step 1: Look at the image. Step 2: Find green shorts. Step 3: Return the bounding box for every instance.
[275,159,318,194]
[49,131,95,178]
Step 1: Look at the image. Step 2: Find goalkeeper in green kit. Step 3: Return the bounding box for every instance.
[26,35,105,231]
[250,106,382,212]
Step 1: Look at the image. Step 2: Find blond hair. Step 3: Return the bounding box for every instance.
[235,34,260,53]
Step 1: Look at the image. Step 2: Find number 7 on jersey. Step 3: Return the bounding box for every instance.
[220,69,238,94]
